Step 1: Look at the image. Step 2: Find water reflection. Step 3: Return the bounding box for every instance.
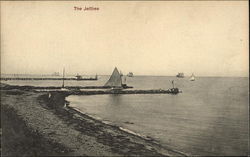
[107,94,122,106]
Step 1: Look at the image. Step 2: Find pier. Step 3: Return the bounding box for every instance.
[66,88,181,95]
[0,83,180,95]
[0,77,97,81]
[45,88,181,96]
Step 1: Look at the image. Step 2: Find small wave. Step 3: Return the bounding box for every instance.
[71,107,86,114]
[72,107,103,120]
[102,120,112,125]
[70,107,152,140]
[119,127,152,140]
[68,106,188,156]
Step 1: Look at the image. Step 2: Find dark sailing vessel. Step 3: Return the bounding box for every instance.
[127,72,134,77]
[104,67,131,89]
[75,74,82,80]
[75,74,98,80]
[176,73,184,78]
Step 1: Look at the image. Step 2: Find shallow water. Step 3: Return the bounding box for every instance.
[2,75,248,155]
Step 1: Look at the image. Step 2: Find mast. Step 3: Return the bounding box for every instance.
[172,80,175,88]
[124,76,126,84]
[62,68,65,88]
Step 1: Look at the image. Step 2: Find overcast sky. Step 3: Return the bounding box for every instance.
[1,1,248,77]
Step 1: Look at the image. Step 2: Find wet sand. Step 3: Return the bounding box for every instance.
[1,84,185,156]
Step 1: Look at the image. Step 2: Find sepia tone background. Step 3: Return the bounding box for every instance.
[0,1,248,77]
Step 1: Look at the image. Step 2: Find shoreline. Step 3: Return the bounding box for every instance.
[1,83,186,156]
[67,104,188,156]
[49,92,186,156]
[2,103,73,156]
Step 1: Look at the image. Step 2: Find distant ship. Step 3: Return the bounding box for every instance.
[176,73,184,78]
[75,74,83,80]
[190,73,195,81]
[127,72,134,77]
[75,74,98,80]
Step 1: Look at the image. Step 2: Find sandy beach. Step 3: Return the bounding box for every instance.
[1,83,185,156]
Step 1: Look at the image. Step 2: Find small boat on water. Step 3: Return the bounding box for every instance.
[105,67,132,89]
[190,73,195,81]
[105,67,123,88]
[75,74,82,80]
[127,72,133,77]
[75,74,98,80]
[176,73,184,78]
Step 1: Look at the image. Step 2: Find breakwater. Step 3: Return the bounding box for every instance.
[0,83,179,95]
[49,88,181,96]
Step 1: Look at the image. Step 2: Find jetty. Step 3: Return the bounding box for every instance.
[1,67,181,95]
[0,77,98,81]
[47,88,181,96]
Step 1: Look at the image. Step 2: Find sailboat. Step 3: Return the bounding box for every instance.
[127,72,133,77]
[190,73,195,81]
[104,67,132,89]
[104,67,123,89]
[176,73,184,78]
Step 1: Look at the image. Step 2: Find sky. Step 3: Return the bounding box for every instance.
[1,1,248,77]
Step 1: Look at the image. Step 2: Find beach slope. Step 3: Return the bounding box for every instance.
[1,86,185,156]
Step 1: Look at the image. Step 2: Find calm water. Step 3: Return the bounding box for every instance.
[2,75,248,155]
[67,76,248,156]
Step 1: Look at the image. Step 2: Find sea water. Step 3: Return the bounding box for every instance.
[66,76,248,156]
[2,75,248,155]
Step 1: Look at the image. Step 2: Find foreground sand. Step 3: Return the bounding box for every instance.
[1,86,186,156]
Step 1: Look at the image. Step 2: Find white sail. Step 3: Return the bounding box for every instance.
[105,67,122,87]
[190,73,195,81]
